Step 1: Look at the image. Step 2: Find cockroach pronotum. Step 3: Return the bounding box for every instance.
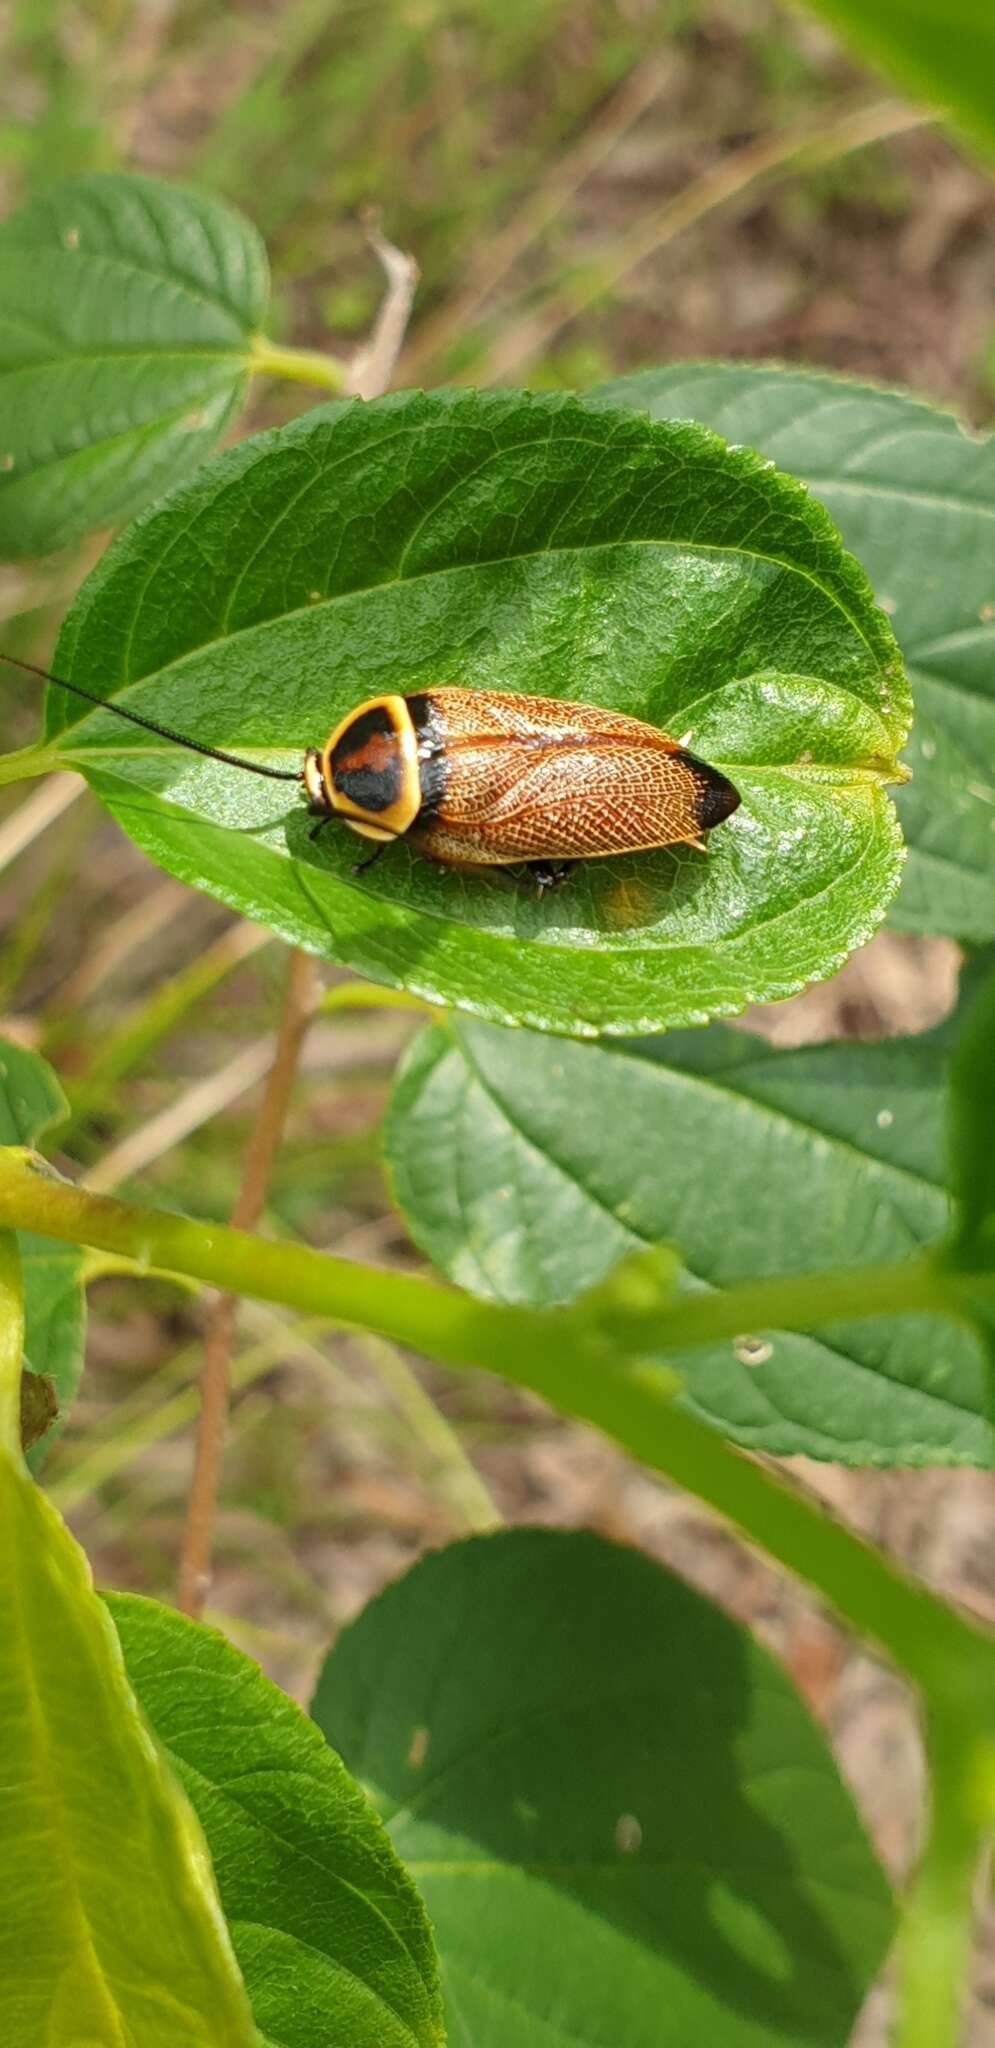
[1,659,741,892]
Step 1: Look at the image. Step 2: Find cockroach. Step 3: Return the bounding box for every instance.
[2,659,740,891]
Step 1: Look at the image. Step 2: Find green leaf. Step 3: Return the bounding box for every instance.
[0,172,268,557]
[595,363,995,944]
[946,962,995,1272]
[384,988,990,1464]
[107,1593,444,2048]
[0,1037,83,1457]
[47,389,909,1036]
[800,0,995,167]
[312,1527,893,2048]
[0,1238,259,2048]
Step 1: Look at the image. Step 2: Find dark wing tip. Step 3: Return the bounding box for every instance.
[686,755,741,831]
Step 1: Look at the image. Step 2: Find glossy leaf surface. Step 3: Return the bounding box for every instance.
[597,363,995,943]
[0,172,268,556]
[0,1037,83,1454]
[48,389,909,1035]
[108,1593,444,2048]
[385,993,988,1463]
[312,1528,893,2048]
[0,1245,257,2048]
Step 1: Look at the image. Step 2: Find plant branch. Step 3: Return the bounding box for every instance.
[0,743,62,791]
[654,1252,958,1348]
[177,946,319,1615]
[0,1231,22,1458]
[346,212,420,400]
[897,1704,988,2048]
[4,1149,995,1711]
[247,335,348,392]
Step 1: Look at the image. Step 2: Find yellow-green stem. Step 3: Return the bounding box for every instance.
[247,334,348,392]
[2,1150,995,1713]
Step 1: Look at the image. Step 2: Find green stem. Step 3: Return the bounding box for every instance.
[247,333,348,392]
[656,1252,963,1348]
[897,1706,988,2048]
[0,1231,22,1457]
[0,744,61,789]
[319,980,436,1019]
[3,1150,995,1709]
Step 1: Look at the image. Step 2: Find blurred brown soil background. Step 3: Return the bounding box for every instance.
[1,3,994,2038]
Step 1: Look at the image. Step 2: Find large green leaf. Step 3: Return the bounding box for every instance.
[312,1528,893,2048]
[0,1037,83,1456]
[0,1239,258,2047]
[595,363,995,944]
[108,1594,444,2048]
[800,0,995,166]
[0,172,268,557]
[44,388,909,1035]
[384,988,989,1464]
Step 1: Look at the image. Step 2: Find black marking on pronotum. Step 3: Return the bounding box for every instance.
[329,701,403,814]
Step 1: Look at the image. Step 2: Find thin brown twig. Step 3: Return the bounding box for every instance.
[346,212,420,399]
[398,54,669,384]
[177,947,319,1614]
[176,225,418,1617]
[470,97,932,385]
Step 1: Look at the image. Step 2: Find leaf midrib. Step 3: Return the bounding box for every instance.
[159,1729,431,2037]
[0,344,250,374]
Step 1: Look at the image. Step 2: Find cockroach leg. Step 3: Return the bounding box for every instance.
[352,841,388,875]
[525,860,577,897]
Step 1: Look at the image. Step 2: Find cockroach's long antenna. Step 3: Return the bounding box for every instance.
[0,651,303,784]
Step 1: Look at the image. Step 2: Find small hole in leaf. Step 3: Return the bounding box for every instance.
[407,1725,429,1768]
[63,226,80,249]
[615,1813,642,1855]
[734,1335,772,1367]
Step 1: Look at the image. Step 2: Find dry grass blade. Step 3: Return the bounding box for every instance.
[475,98,931,384]
[399,53,669,383]
[85,1037,278,1194]
[0,774,81,874]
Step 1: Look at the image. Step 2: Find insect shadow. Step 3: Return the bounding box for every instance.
[285,808,718,937]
